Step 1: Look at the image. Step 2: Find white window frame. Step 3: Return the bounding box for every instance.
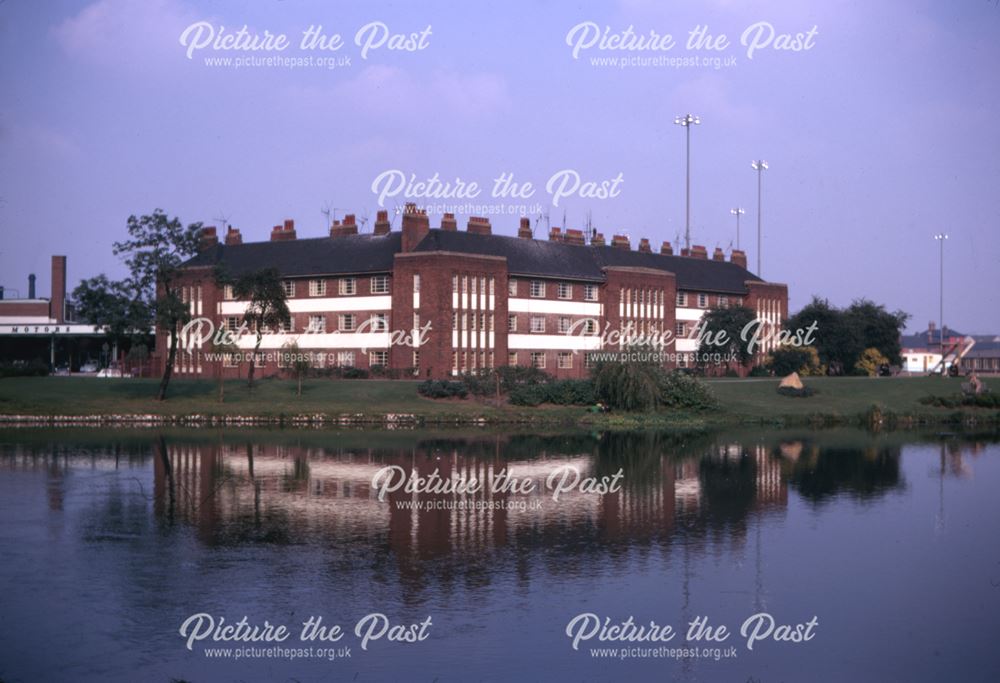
[309,279,326,297]
[530,352,546,369]
[557,352,573,369]
[339,278,356,296]
[584,284,598,301]
[557,282,572,300]
[307,315,326,333]
[371,275,389,294]
[369,350,388,367]
[508,278,517,296]
[371,313,388,332]
[530,316,545,333]
[698,293,708,308]
[676,292,688,307]
[339,313,356,332]
[530,280,545,298]
[282,280,295,298]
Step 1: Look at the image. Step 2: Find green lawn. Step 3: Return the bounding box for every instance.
[0,374,992,425]
[703,375,977,421]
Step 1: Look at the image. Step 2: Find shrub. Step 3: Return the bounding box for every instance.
[592,361,661,411]
[657,371,719,410]
[0,359,50,378]
[748,365,771,377]
[768,345,823,376]
[509,379,597,407]
[417,380,468,399]
[854,347,889,377]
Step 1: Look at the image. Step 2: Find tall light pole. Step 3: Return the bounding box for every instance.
[674,114,700,251]
[730,207,745,250]
[751,160,768,275]
[934,233,948,374]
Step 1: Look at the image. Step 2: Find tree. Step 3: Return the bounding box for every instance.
[768,344,823,376]
[697,305,757,369]
[282,341,312,396]
[845,299,910,366]
[72,274,151,368]
[112,210,202,400]
[210,338,240,403]
[784,296,862,374]
[228,268,290,389]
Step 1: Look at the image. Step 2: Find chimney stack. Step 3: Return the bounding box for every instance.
[549,227,563,242]
[730,249,747,269]
[401,203,430,252]
[51,255,66,323]
[199,226,219,251]
[271,219,297,241]
[638,238,652,253]
[518,217,532,239]
[712,247,726,262]
[611,234,631,250]
[660,241,673,255]
[330,213,358,237]
[564,229,586,246]
[591,232,606,247]
[373,210,391,235]
[689,244,708,259]
[441,213,458,231]
[224,227,242,245]
[467,216,491,235]
[28,273,36,299]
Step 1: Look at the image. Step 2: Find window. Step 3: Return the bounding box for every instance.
[282,280,295,298]
[452,351,459,372]
[530,352,546,369]
[339,314,356,332]
[489,277,495,295]
[557,283,572,299]
[678,354,688,368]
[412,313,420,330]
[225,316,241,333]
[584,284,598,301]
[309,279,326,297]
[223,285,235,300]
[675,322,687,337]
[452,312,458,330]
[412,351,420,372]
[371,275,389,294]
[489,314,494,332]
[530,280,545,298]
[508,315,517,332]
[339,278,356,295]
[461,313,468,330]
[530,317,545,333]
[462,276,468,293]
[470,277,477,296]
[583,318,598,335]
[337,351,355,367]
[508,351,517,366]
[478,313,486,331]
[718,296,729,308]
[369,350,388,367]
[584,353,596,369]
[676,292,688,307]
[558,317,571,333]
[371,313,388,332]
[277,317,292,333]
[452,275,459,293]
[508,278,517,296]
[558,352,573,369]
[223,353,238,368]
[697,293,708,308]
[308,315,326,333]
[413,274,421,293]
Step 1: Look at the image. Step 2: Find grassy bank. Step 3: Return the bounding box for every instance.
[0,374,996,428]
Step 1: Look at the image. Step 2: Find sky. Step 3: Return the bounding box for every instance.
[1,0,998,334]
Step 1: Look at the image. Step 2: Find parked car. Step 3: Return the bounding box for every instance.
[79,361,99,373]
[54,364,71,376]
[97,367,123,378]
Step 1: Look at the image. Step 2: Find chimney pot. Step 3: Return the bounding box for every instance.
[689,244,708,259]
[28,273,36,299]
[564,229,586,246]
[401,206,430,251]
[343,214,356,226]
[373,210,391,235]
[224,227,243,246]
[441,213,458,231]
[638,238,652,253]
[591,232,606,247]
[660,241,673,255]
[549,227,563,242]
[199,226,219,251]
[713,247,726,261]
[271,222,297,241]
[730,249,747,269]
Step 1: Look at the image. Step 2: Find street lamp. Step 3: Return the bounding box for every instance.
[934,233,948,374]
[674,114,700,251]
[751,160,768,275]
[730,207,745,250]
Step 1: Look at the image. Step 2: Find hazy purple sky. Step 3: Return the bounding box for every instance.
[1,0,997,333]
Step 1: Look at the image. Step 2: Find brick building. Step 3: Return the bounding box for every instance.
[162,205,788,379]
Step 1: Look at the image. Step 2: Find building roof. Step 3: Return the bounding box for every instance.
[901,327,967,349]
[413,229,763,293]
[183,229,765,294]
[183,232,402,277]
